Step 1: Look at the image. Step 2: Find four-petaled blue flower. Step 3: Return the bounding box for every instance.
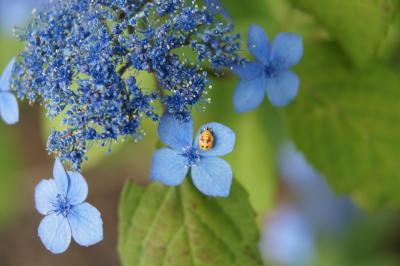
[151,113,236,197]
[0,58,19,124]
[35,159,103,254]
[233,24,303,112]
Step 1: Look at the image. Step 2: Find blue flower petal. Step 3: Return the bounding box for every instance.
[195,122,236,157]
[150,148,189,186]
[234,76,266,113]
[158,113,193,151]
[266,71,300,107]
[38,214,72,254]
[69,202,103,247]
[191,157,233,197]
[232,61,264,80]
[271,33,303,70]
[0,57,16,91]
[66,171,88,206]
[248,24,270,65]
[0,92,19,125]
[53,159,69,197]
[35,179,58,215]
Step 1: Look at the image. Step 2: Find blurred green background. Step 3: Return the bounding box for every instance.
[1,0,400,265]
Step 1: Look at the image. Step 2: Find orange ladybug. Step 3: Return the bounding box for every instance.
[199,127,214,151]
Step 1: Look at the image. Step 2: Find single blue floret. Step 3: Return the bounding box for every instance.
[0,58,19,125]
[233,24,303,112]
[150,113,236,197]
[35,159,103,254]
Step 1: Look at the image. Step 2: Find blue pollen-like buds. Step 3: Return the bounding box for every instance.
[11,0,241,170]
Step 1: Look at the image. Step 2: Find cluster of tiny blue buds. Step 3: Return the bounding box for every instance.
[11,0,241,169]
[53,194,71,217]
[183,146,201,166]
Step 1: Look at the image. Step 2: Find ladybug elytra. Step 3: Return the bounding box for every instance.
[199,127,214,151]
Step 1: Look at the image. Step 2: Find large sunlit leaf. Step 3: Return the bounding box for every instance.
[288,0,398,66]
[118,180,262,266]
[284,42,400,208]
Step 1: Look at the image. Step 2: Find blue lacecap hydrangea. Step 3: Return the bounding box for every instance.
[151,112,236,197]
[233,24,303,112]
[35,159,103,254]
[11,0,240,170]
[2,0,308,255]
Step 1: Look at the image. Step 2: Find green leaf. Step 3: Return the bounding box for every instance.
[288,0,398,66]
[118,180,263,266]
[284,42,400,208]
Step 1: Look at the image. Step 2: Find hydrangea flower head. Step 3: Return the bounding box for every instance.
[35,159,103,254]
[12,0,240,169]
[0,58,19,125]
[151,113,235,197]
[233,24,303,112]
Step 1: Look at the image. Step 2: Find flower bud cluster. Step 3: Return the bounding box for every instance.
[12,0,240,169]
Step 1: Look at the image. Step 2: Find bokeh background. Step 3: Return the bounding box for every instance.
[1,0,400,265]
